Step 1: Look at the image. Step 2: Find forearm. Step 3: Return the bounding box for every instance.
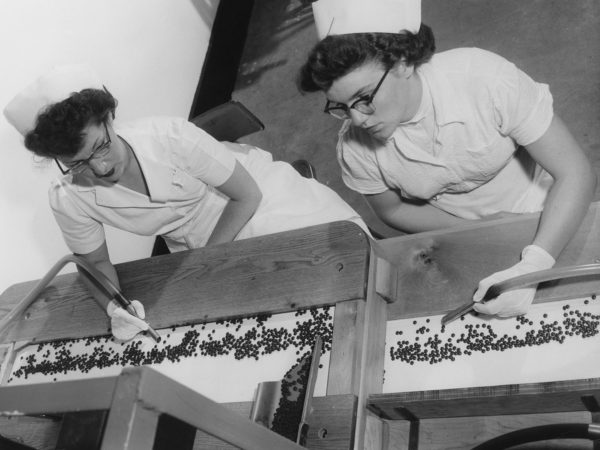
[531,170,596,258]
[76,255,120,309]
[206,198,260,245]
[525,115,597,258]
[73,241,121,310]
[370,196,467,233]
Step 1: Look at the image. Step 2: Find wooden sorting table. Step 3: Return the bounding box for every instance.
[1,202,600,449]
[370,202,600,449]
[0,221,387,450]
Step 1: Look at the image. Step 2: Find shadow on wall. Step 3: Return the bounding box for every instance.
[236,0,314,88]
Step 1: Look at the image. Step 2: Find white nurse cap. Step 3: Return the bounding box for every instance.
[312,0,421,40]
[3,64,103,137]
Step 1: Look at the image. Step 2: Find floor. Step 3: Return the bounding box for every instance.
[232,0,600,238]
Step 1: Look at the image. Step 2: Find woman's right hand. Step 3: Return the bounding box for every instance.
[106,300,149,341]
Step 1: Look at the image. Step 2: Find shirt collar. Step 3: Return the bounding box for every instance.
[74,133,179,205]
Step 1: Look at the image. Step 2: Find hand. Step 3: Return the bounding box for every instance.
[472,245,555,317]
[106,300,149,341]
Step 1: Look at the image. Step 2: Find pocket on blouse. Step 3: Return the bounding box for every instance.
[463,136,517,181]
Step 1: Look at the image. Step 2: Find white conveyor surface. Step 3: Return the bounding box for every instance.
[6,308,332,404]
[384,296,600,393]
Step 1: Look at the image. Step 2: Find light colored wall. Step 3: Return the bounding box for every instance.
[0,0,220,293]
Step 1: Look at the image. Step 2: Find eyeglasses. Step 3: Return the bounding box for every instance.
[324,68,390,120]
[55,121,112,175]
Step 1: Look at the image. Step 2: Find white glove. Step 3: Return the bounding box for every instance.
[107,300,149,341]
[472,245,555,317]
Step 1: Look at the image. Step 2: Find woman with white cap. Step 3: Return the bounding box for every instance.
[4,64,368,340]
[298,0,596,318]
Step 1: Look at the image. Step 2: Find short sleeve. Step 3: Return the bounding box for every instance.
[170,119,237,187]
[337,123,389,195]
[49,180,105,254]
[491,59,554,146]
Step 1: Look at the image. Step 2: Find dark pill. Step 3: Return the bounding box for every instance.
[15,308,334,380]
[390,304,599,365]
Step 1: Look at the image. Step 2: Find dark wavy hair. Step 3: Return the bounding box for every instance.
[24,88,117,158]
[298,24,436,93]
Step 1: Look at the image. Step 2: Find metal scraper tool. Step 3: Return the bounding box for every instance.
[441,263,600,326]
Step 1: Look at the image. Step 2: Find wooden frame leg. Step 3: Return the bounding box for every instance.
[102,367,305,450]
[408,419,420,450]
[101,370,160,449]
[328,246,389,450]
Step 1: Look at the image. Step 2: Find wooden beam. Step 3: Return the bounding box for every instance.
[0,368,309,450]
[386,411,592,450]
[0,415,61,450]
[193,395,357,450]
[354,247,389,450]
[327,245,388,450]
[0,377,117,414]
[103,367,305,450]
[305,395,357,450]
[378,202,600,320]
[0,221,370,344]
[101,369,161,450]
[328,300,364,395]
[367,378,600,420]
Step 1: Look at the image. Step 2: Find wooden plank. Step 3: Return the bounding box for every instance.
[374,254,399,304]
[305,395,357,450]
[328,300,364,395]
[0,415,61,450]
[364,413,390,450]
[378,202,600,320]
[354,248,389,450]
[386,411,593,450]
[0,221,370,344]
[101,369,160,450]
[367,378,600,420]
[120,367,305,450]
[193,402,250,449]
[0,377,117,414]
[193,395,357,450]
[327,247,388,450]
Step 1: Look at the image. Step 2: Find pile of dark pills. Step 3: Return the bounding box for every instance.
[389,297,600,366]
[270,349,313,441]
[9,307,333,383]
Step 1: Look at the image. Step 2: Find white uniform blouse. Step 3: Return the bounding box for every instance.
[49,117,366,254]
[337,48,555,219]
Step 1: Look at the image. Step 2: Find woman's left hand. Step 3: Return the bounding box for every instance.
[472,245,555,317]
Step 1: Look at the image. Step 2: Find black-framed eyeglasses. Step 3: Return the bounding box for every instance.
[324,68,391,120]
[55,121,112,175]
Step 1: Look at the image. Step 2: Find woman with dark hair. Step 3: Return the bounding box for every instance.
[299,0,596,318]
[4,64,368,340]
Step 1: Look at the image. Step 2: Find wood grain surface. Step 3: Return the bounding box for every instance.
[378,202,600,320]
[368,378,600,420]
[193,395,357,450]
[0,221,370,344]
